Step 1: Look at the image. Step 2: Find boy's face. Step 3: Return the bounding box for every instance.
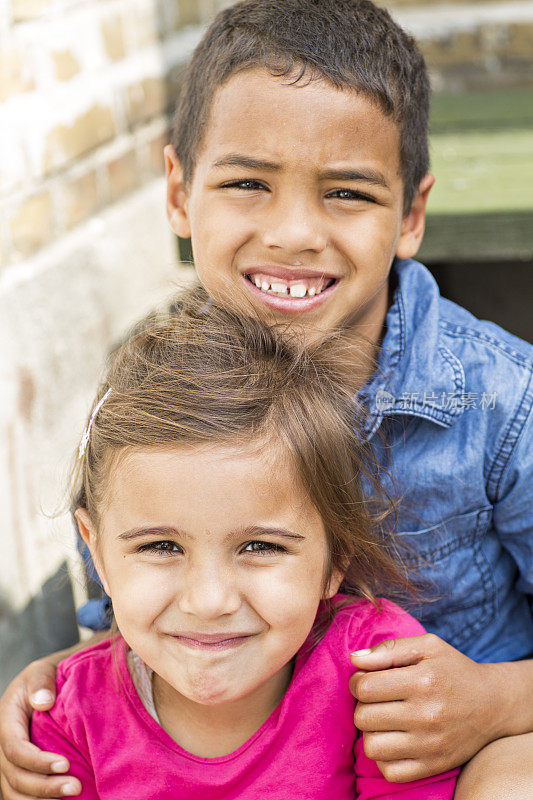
[166,68,433,342]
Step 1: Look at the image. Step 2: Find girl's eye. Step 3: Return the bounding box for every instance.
[221,179,267,192]
[241,541,287,555]
[138,540,182,556]
[326,188,375,202]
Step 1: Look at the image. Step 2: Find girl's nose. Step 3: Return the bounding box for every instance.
[261,194,327,255]
[177,561,241,620]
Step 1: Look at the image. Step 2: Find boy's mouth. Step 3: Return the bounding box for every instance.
[243,269,338,312]
[245,272,336,298]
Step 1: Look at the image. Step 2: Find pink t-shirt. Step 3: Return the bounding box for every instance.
[31,597,458,799]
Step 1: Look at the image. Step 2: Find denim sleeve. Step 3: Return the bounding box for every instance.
[75,526,113,631]
[491,377,533,611]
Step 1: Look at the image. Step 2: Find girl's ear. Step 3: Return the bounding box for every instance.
[75,508,111,596]
[324,567,344,600]
[164,144,192,239]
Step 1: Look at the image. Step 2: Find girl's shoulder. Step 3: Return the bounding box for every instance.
[54,635,124,705]
[31,636,128,756]
[326,594,426,652]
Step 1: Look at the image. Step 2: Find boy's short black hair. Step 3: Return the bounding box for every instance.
[172,0,430,212]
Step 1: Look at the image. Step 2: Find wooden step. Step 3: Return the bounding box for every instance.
[420,86,533,262]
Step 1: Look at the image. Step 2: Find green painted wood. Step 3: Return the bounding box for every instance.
[422,87,533,261]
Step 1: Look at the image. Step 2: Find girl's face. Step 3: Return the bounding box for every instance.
[77,443,342,716]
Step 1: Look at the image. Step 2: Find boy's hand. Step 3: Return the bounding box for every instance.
[0,658,81,799]
[349,633,514,783]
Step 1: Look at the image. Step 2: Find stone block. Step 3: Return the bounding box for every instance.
[421,30,484,69]
[129,6,159,48]
[45,105,116,173]
[179,0,202,26]
[52,50,81,82]
[148,132,169,176]
[127,77,167,128]
[10,192,55,258]
[504,22,533,60]
[10,0,48,22]
[62,170,101,230]
[107,149,139,203]
[0,48,35,102]
[101,14,127,62]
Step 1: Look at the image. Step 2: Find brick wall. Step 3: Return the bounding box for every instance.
[0,0,230,690]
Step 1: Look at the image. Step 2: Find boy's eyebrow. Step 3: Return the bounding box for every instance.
[211,154,282,171]
[320,168,390,188]
[211,156,389,188]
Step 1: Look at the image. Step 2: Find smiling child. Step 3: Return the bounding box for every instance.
[30,294,458,798]
[1,2,532,799]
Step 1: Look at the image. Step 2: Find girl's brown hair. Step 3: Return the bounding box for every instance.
[73,287,411,616]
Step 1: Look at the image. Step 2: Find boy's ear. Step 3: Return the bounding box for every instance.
[164,144,192,239]
[395,173,435,260]
[75,508,111,596]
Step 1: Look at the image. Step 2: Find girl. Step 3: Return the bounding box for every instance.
[31,292,458,799]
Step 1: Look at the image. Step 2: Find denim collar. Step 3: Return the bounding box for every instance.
[362,258,466,437]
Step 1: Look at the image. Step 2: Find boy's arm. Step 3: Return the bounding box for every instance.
[354,726,458,799]
[350,634,533,781]
[0,632,110,800]
[31,708,98,800]
[349,379,533,782]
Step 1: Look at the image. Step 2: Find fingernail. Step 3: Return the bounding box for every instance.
[351,648,372,657]
[31,689,54,705]
[51,759,69,773]
[62,782,79,796]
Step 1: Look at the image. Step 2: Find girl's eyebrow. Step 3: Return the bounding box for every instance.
[238,525,306,542]
[117,525,306,542]
[118,526,184,541]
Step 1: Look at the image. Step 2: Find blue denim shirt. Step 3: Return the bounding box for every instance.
[77,259,533,664]
[361,259,533,663]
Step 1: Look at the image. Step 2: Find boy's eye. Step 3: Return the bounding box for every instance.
[241,540,287,555]
[220,179,268,192]
[137,540,182,556]
[326,188,375,203]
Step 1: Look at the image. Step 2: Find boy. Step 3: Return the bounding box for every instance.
[1,1,532,798]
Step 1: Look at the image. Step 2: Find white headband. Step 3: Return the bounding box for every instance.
[78,387,112,459]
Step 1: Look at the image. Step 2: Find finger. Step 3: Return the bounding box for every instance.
[375,758,429,783]
[355,700,409,732]
[348,669,366,698]
[362,730,414,763]
[351,633,441,671]
[3,766,81,799]
[352,665,420,702]
[26,676,57,713]
[1,741,69,776]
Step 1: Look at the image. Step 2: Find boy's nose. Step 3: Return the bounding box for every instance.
[177,561,241,620]
[261,195,327,255]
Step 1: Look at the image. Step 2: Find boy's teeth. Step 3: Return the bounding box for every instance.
[249,274,333,298]
[289,284,307,298]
